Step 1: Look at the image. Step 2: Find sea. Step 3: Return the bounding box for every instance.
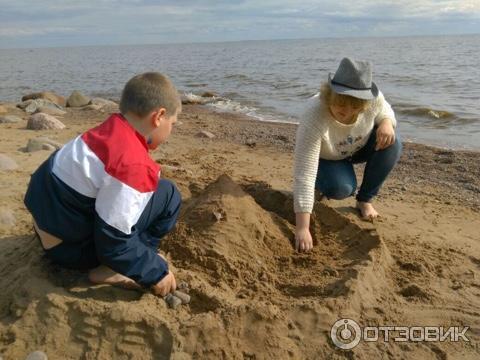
[1,34,479,150]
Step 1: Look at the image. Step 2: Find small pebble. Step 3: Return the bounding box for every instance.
[165,293,182,309]
[25,351,48,360]
[173,290,191,304]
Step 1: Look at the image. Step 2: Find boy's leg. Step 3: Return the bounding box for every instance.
[136,179,182,249]
[315,159,357,200]
[352,130,403,203]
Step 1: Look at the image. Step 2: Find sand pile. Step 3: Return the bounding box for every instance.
[0,174,398,359]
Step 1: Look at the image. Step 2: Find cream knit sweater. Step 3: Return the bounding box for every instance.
[293,91,397,213]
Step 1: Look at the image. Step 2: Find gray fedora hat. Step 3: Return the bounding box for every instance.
[328,57,379,100]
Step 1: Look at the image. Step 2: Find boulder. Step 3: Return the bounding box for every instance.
[17,99,64,114]
[83,104,103,111]
[0,115,23,124]
[67,90,91,107]
[26,137,63,152]
[0,105,7,114]
[196,130,215,139]
[91,97,118,108]
[34,106,66,116]
[27,113,66,130]
[22,91,66,107]
[0,154,18,171]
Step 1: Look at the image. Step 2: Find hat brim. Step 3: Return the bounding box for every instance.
[328,73,378,100]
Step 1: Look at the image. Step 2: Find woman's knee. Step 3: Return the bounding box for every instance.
[322,182,356,200]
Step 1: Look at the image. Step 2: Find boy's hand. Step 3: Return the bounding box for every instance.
[295,227,313,252]
[152,271,176,297]
[376,119,395,150]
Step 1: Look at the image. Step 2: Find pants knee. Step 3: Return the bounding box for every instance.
[323,182,356,200]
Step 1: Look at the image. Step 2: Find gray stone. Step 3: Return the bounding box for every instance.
[0,208,15,228]
[0,154,18,171]
[18,99,64,114]
[173,290,191,304]
[91,97,118,107]
[27,113,66,130]
[22,91,66,107]
[26,137,63,152]
[0,115,23,124]
[165,293,182,309]
[34,106,66,116]
[196,130,215,139]
[67,90,91,107]
[83,104,103,111]
[25,351,48,360]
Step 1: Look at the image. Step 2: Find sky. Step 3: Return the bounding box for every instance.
[0,0,479,48]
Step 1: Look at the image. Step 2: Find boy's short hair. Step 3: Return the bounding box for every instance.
[120,72,181,117]
[320,82,370,111]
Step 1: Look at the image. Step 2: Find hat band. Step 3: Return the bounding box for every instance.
[331,79,372,91]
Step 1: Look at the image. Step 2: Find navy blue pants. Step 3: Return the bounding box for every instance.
[315,128,402,202]
[42,179,181,270]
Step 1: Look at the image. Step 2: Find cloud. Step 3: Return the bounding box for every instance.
[0,0,478,48]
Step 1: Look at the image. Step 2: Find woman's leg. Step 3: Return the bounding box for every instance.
[315,159,357,200]
[351,129,402,217]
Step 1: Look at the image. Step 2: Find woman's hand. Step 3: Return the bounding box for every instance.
[376,119,395,150]
[295,212,313,252]
[295,227,313,252]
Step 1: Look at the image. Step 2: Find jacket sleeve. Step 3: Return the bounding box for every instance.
[293,96,323,214]
[374,91,397,128]
[93,215,169,287]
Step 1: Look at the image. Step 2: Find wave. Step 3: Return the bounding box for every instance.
[394,106,457,120]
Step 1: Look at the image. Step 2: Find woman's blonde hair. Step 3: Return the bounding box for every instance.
[320,82,371,111]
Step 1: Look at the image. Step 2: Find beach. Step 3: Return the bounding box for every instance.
[0,98,479,359]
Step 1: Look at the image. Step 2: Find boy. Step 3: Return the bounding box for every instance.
[24,72,181,297]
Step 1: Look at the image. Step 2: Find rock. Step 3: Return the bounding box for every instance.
[196,130,215,139]
[22,91,66,107]
[83,104,103,111]
[0,154,18,171]
[0,115,23,124]
[27,113,66,130]
[245,139,256,147]
[25,351,48,360]
[17,99,64,114]
[34,106,66,116]
[26,137,63,152]
[201,91,218,98]
[165,293,182,309]
[42,144,57,151]
[173,290,191,304]
[67,90,91,107]
[0,105,7,114]
[181,93,210,105]
[0,208,15,228]
[90,97,118,108]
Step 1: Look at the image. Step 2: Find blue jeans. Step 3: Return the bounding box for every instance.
[315,128,402,202]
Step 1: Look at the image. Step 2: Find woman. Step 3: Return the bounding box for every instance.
[293,57,402,252]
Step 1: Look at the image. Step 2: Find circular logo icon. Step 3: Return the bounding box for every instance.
[330,318,362,350]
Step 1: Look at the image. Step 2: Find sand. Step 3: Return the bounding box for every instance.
[0,101,479,359]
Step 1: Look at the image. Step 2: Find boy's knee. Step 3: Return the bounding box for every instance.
[158,179,181,204]
[323,182,356,200]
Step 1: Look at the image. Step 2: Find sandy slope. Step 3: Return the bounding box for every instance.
[0,103,479,359]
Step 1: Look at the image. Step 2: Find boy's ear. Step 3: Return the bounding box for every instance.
[152,108,166,127]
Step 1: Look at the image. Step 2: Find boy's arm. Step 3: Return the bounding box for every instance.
[93,214,169,287]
